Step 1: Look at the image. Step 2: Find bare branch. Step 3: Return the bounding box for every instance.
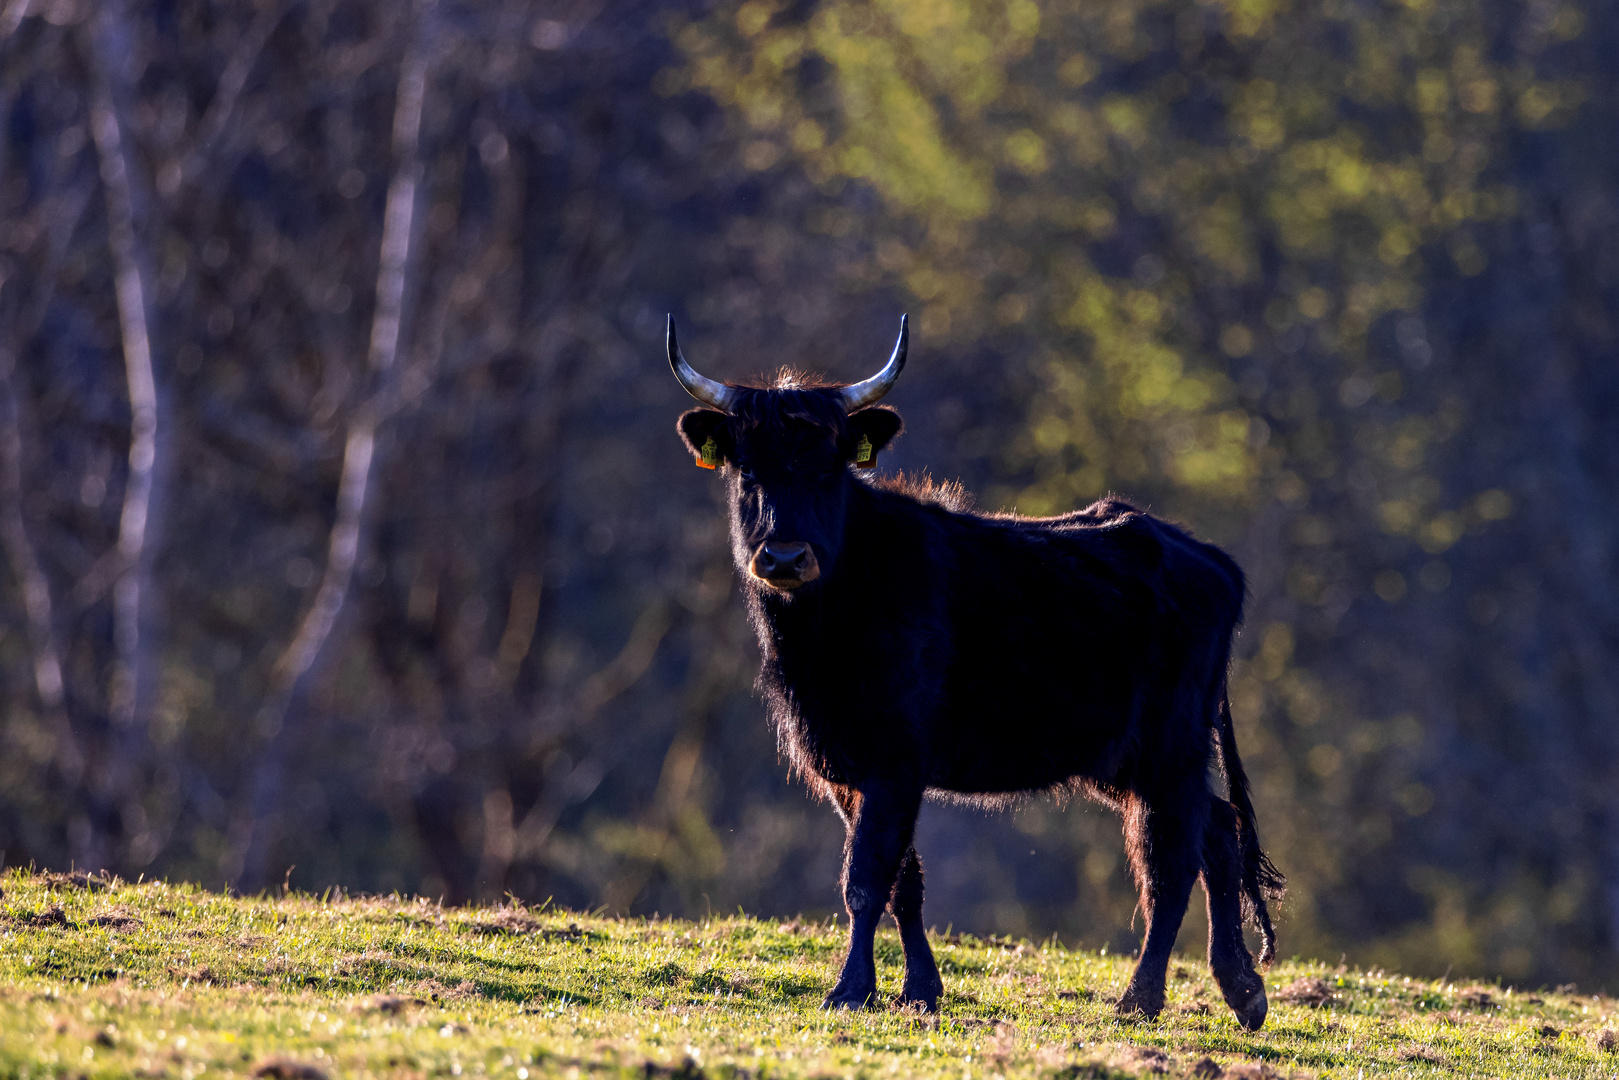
[271,32,429,695]
[569,600,672,721]
[172,2,291,190]
[508,600,674,865]
[0,139,95,789]
[0,0,32,42]
[0,361,63,712]
[0,356,84,786]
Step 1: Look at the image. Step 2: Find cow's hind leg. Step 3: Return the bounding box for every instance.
[890,847,943,1011]
[1117,786,1206,1021]
[825,781,922,1010]
[1203,796,1268,1030]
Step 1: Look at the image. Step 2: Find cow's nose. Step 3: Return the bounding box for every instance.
[749,541,820,588]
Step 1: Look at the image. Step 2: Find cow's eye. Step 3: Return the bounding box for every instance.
[737,464,755,480]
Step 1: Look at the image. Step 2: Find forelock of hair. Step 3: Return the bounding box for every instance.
[729,383,849,436]
[770,367,821,390]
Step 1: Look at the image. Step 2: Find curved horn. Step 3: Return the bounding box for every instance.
[837,314,908,412]
[668,315,739,413]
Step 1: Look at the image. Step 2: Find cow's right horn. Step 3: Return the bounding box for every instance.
[836,314,908,412]
[668,316,739,413]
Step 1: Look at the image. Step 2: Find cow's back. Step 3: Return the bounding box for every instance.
[926,497,1242,795]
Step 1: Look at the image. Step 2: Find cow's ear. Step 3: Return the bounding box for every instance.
[845,406,903,469]
[678,409,731,470]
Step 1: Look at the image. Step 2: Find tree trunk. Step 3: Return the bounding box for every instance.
[86,5,167,873]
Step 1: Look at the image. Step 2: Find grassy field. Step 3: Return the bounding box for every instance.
[1,869,1615,1079]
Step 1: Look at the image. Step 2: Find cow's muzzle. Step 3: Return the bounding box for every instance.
[749,541,820,590]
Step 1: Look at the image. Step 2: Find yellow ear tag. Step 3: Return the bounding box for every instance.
[853,434,876,469]
[697,436,719,469]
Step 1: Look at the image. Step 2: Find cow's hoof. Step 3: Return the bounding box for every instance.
[823,982,877,1010]
[1233,987,1267,1031]
[896,988,940,1013]
[1115,987,1164,1021]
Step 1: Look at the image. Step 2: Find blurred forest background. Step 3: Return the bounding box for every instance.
[2,0,1616,991]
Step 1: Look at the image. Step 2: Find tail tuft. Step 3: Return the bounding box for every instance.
[1216,686,1285,968]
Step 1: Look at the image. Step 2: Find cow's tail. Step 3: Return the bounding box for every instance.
[1216,682,1286,968]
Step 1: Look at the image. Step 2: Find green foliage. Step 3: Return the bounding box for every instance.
[679,0,1579,507]
[3,870,1618,1078]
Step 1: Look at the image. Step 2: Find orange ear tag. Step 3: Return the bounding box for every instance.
[697,437,720,469]
[852,434,877,469]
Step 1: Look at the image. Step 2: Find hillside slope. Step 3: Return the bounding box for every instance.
[0,870,1614,1078]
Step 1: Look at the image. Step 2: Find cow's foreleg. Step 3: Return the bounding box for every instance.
[1117,787,1205,1021]
[825,781,921,1010]
[1202,796,1268,1030]
[890,847,943,1011]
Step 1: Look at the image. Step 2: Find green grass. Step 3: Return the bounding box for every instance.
[1,869,1615,1079]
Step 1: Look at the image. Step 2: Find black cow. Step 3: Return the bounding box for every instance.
[667,316,1284,1030]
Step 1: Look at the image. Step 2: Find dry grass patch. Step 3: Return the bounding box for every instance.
[1275,977,1336,1007]
[85,904,142,930]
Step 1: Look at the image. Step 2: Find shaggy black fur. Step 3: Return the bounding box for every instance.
[676,376,1284,1030]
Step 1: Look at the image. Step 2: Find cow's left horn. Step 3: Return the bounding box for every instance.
[668,315,739,413]
[837,314,908,412]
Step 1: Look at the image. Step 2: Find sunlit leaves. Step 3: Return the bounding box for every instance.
[681,0,1579,532]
